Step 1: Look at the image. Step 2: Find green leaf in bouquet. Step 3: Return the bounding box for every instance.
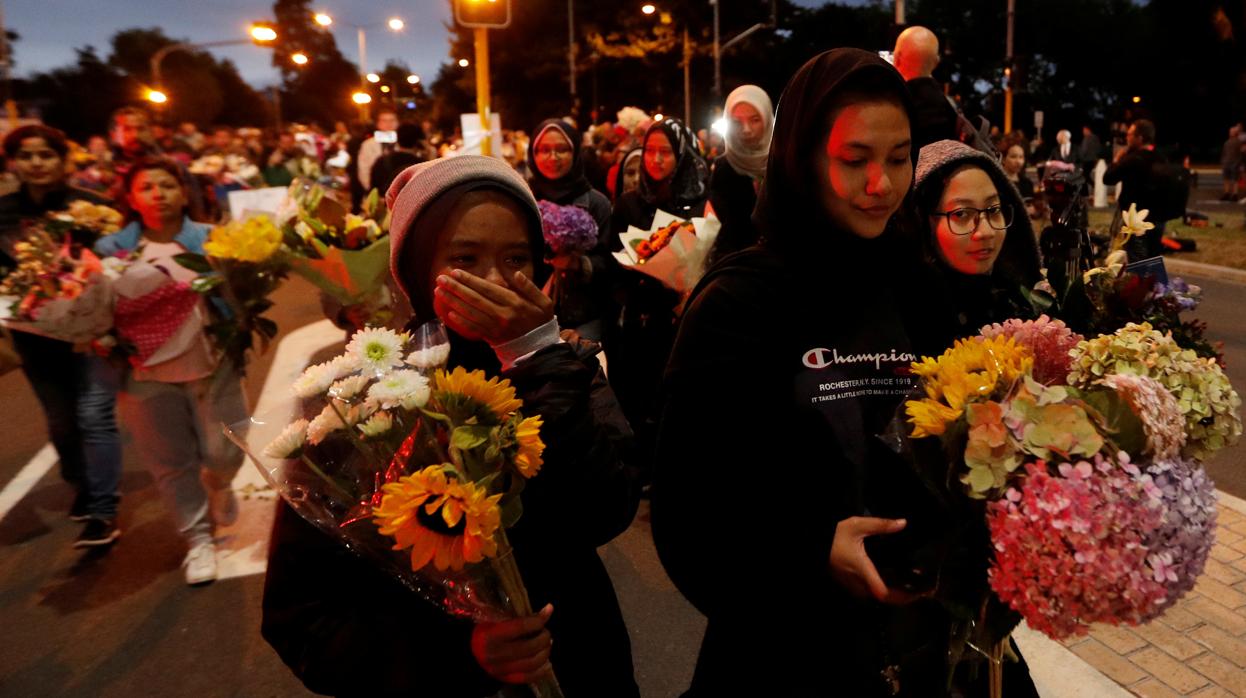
[190,275,224,293]
[451,425,493,452]
[500,490,524,529]
[255,316,279,339]
[173,252,212,274]
[290,236,392,305]
[1072,386,1147,457]
[362,188,380,218]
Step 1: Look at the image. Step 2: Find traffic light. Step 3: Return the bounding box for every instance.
[455,0,511,29]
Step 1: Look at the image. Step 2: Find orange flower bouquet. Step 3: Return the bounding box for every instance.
[226,325,563,698]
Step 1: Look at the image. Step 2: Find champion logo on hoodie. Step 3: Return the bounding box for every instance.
[801,347,916,371]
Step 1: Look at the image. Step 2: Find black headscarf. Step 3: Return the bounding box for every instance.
[752,48,918,263]
[526,119,593,204]
[637,118,708,210]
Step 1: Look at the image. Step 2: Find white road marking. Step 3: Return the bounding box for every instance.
[0,443,58,521]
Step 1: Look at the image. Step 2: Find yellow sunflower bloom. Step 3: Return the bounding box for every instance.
[373,465,502,572]
[204,215,283,262]
[905,335,1033,438]
[433,367,523,422]
[513,415,545,478]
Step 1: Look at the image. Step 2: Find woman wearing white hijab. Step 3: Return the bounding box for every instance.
[707,84,773,266]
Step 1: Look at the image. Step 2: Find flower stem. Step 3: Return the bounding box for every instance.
[299,453,354,500]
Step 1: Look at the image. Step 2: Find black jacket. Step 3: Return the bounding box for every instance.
[1102,146,1164,211]
[906,77,960,150]
[262,340,641,697]
[705,156,759,268]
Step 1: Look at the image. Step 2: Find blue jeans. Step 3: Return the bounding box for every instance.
[14,331,123,519]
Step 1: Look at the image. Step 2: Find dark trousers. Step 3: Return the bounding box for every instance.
[14,331,122,519]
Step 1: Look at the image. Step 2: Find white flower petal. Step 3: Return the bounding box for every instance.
[264,419,309,458]
[329,375,370,400]
[405,343,451,369]
[346,328,408,374]
[366,369,429,410]
[358,411,394,437]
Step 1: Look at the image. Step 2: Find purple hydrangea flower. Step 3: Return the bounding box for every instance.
[537,200,599,255]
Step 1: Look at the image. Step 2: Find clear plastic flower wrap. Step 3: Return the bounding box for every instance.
[227,323,563,698]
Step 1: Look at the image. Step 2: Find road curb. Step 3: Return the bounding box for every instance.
[1164,257,1246,285]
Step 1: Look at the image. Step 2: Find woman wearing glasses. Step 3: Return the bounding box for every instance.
[910,139,1042,354]
[526,119,614,341]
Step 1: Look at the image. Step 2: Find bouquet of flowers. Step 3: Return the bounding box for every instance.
[611,209,721,294]
[280,183,392,310]
[0,203,124,343]
[537,200,597,256]
[1030,204,1222,363]
[190,154,263,189]
[229,325,564,697]
[173,215,289,372]
[892,315,1238,693]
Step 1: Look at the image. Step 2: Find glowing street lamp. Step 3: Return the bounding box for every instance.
[388,18,405,31]
[249,24,278,43]
[291,52,309,65]
[407,74,420,85]
[366,73,381,83]
[146,89,169,104]
[458,58,470,67]
[314,12,333,27]
[1132,96,1142,104]
[641,4,657,15]
[352,91,372,105]
[654,112,664,121]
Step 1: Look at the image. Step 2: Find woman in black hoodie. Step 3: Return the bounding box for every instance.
[262,156,640,697]
[652,49,933,696]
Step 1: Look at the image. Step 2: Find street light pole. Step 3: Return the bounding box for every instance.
[568,0,576,101]
[0,0,14,128]
[713,0,777,100]
[475,27,493,157]
[1004,0,1015,133]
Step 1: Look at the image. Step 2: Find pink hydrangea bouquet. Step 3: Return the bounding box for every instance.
[894,316,1237,694]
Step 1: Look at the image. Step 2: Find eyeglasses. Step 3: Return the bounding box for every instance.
[535,145,573,158]
[931,204,1013,236]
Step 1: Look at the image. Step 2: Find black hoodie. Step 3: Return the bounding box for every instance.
[651,49,933,696]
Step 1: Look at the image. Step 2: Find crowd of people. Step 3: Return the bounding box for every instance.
[0,22,1203,698]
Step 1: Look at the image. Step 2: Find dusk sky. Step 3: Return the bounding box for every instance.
[9,0,841,89]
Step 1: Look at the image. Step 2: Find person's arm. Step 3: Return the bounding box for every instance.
[504,342,639,548]
[1101,149,1138,186]
[357,139,379,191]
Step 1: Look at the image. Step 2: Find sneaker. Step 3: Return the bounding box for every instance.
[68,491,91,522]
[74,518,121,548]
[183,541,218,586]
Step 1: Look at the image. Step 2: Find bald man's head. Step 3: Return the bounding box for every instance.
[893,26,940,81]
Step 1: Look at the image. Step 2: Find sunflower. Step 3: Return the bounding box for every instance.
[906,335,1033,438]
[433,367,523,425]
[373,465,502,572]
[512,415,545,478]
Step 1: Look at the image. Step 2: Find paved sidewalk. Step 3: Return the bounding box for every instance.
[1056,494,1246,697]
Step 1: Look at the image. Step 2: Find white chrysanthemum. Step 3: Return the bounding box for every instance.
[327,354,363,380]
[292,362,336,399]
[306,402,367,445]
[263,419,309,458]
[405,343,451,370]
[329,375,370,400]
[346,328,408,374]
[366,369,430,410]
[358,411,394,437]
